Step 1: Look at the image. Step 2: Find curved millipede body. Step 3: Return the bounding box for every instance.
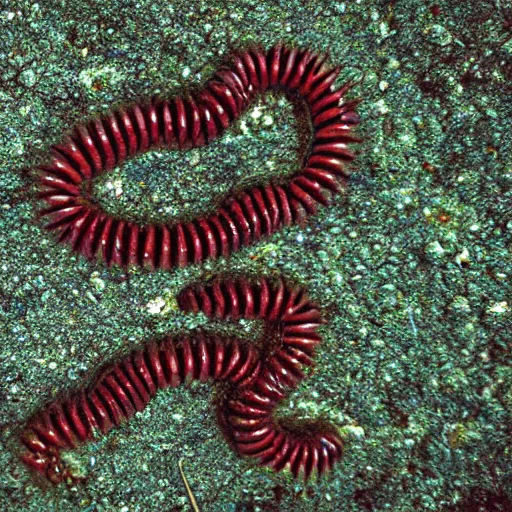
[20,278,342,483]
[37,44,360,269]
[25,44,359,486]
[178,277,344,479]
[219,380,344,480]
[20,334,261,484]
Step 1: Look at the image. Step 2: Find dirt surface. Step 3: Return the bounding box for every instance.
[0,1,511,511]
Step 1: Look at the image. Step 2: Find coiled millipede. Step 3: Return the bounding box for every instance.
[23,44,360,484]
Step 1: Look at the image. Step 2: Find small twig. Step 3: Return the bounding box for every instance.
[407,303,418,336]
[178,459,200,512]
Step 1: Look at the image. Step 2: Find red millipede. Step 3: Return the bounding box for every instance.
[20,277,342,483]
[25,44,359,485]
[36,44,360,269]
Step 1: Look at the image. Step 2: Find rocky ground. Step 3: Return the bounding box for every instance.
[0,0,511,510]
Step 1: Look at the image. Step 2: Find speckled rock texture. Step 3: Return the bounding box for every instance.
[0,1,511,511]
